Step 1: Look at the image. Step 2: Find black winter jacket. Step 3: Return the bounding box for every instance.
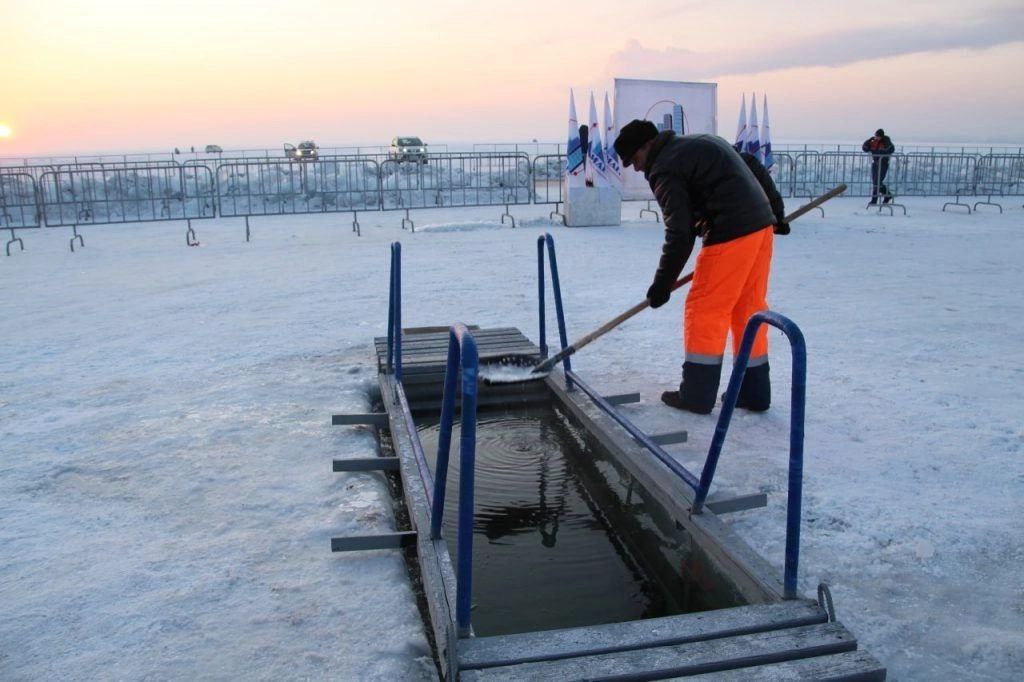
[740,152,787,234]
[645,132,776,290]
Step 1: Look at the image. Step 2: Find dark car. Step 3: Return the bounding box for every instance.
[285,140,319,161]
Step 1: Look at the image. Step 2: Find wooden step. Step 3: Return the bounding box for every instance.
[678,649,886,680]
[458,600,827,671]
[459,621,858,681]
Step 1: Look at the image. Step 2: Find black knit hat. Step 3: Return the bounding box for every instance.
[875,128,885,136]
[614,119,659,166]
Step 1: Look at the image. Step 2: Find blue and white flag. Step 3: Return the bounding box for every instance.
[745,94,762,163]
[586,92,609,187]
[734,93,747,153]
[566,90,585,189]
[761,94,774,172]
[603,92,622,191]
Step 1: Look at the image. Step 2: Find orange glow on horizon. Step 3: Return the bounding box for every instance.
[3,1,1023,155]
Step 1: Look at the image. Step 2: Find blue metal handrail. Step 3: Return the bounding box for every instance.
[428,324,479,638]
[537,233,701,487]
[386,241,435,505]
[386,242,402,386]
[564,369,701,490]
[692,310,807,599]
[536,234,571,375]
[535,235,810,600]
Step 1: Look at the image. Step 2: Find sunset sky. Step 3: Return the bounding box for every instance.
[2,0,1023,155]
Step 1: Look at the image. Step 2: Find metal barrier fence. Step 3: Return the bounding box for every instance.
[39,166,216,226]
[0,173,40,229]
[531,154,565,206]
[0,164,58,181]
[7,150,1024,253]
[793,151,897,198]
[215,158,381,217]
[975,154,1024,196]
[898,153,977,196]
[379,153,531,211]
[770,152,795,198]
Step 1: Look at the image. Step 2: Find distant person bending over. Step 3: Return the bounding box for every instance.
[862,128,895,204]
[614,120,777,415]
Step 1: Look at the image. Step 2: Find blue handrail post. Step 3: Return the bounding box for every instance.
[691,310,807,600]
[456,330,478,637]
[537,233,572,387]
[426,324,479,637]
[387,242,397,374]
[430,331,461,541]
[393,244,402,388]
[537,236,547,358]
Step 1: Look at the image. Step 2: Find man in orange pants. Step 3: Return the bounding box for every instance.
[614,120,778,414]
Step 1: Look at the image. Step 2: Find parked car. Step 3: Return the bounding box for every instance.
[285,140,319,161]
[204,144,223,153]
[390,136,428,163]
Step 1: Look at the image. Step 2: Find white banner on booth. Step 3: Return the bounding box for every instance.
[612,78,718,200]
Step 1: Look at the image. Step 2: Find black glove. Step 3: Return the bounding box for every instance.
[647,282,670,308]
[773,221,790,235]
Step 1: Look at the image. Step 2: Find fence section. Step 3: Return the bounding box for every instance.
[4,149,1021,245]
[898,153,977,196]
[215,159,381,217]
[39,166,216,226]
[531,154,565,206]
[380,153,532,210]
[770,152,795,197]
[974,154,1024,197]
[0,174,40,228]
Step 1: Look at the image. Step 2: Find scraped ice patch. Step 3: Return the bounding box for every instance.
[477,362,547,385]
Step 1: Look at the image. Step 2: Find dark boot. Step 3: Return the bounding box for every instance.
[735,363,771,411]
[664,362,721,414]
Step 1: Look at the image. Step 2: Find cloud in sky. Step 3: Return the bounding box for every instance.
[607,5,1024,79]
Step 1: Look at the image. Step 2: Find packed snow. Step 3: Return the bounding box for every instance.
[1,197,1022,680]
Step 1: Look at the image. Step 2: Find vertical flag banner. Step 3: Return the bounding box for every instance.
[734,93,747,152]
[586,92,609,187]
[603,92,622,191]
[762,94,774,172]
[566,90,585,189]
[745,93,761,163]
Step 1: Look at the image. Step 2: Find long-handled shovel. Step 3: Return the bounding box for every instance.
[482,184,847,385]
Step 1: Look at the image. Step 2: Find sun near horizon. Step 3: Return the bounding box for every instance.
[0,124,13,139]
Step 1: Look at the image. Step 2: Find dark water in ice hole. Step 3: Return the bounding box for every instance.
[415,402,743,637]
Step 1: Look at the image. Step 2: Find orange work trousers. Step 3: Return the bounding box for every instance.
[684,226,774,367]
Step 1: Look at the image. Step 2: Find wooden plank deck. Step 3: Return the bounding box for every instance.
[374,327,540,381]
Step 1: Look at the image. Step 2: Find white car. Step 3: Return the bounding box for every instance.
[390,136,428,164]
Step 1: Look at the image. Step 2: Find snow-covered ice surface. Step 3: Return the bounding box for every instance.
[1,198,1022,680]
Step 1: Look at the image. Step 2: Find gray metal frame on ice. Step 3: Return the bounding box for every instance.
[0,173,39,255]
[38,165,216,249]
[6,149,1024,255]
